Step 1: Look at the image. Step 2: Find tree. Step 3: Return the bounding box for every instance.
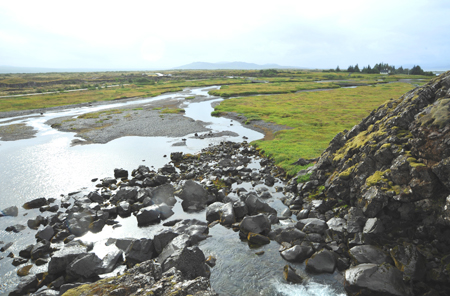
[336,66,341,72]
[354,64,360,73]
[347,65,354,72]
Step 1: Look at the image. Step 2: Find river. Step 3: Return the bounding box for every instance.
[0,86,346,295]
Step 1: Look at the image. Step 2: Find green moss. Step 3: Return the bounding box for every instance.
[366,169,390,187]
[339,165,356,180]
[297,173,312,183]
[334,127,387,162]
[418,98,450,128]
[407,157,426,168]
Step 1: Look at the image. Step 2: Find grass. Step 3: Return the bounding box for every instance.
[214,82,416,175]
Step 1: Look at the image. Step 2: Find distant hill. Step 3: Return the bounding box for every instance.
[0,66,159,74]
[173,62,302,70]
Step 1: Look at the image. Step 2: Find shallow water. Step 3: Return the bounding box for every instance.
[0,86,346,295]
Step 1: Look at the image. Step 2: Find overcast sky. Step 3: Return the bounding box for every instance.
[1,0,449,70]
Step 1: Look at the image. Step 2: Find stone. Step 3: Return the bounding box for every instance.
[344,263,409,296]
[151,183,176,206]
[349,245,391,265]
[36,225,55,242]
[117,201,131,217]
[1,241,13,252]
[12,257,29,266]
[363,217,384,234]
[115,238,135,251]
[114,168,129,179]
[31,241,51,260]
[17,264,33,277]
[47,245,88,275]
[88,219,106,233]
[281,245,314,263]
[247,232,270,245]
[19,245,34,259]
[8,275,38,296]
[67,252,102,279]
[27,215,47,230]
[296,218,328,234]
[176,180,209,212]
[161,246,209,280]
[23,197,48,209]
[283,265,303,283]
[5,224,26,233]
[206,202,224,223]
[1,205,18,217]
[125,238,154,267]
[390,242,426,281]
[272,227,306,244]
[232,201,248,219]
[239,214,271,236]
[305,249,336,274]
[136,205,161,226]
[219,202,235,225]
[88,191,103,203]
[327,217,347,233]
[361,187,388,218]
[153,230,179,254]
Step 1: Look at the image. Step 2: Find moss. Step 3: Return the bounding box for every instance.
[407,157,426,168]
[418,98,450,128]
[380,143,391,149]
[297,173,311,183]
[366,169,390,187]
[339,165,356,180]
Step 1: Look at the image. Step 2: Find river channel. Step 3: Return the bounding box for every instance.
[0,86,346,295]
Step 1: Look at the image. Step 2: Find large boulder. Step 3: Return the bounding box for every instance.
[66,252,102,279]
[151,184,176,206]
[98,249,123,274]
[161,246,209,280]
[239,214,271,236]
[305,249,336,274]
[136,205,162,226]
[283,265,303,283]
[47,245,88,275]
[344,263,410,296]
[296,218,328,234]
[271,227,306,244]
[327,217,347,233]
[390,242,426,281]
[176,180,210,212]
[125,238,155,267]
[361,187,388,218]
[281,245,314,263]
[349,245,391,265]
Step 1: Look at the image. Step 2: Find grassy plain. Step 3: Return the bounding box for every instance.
[213,82,417,175]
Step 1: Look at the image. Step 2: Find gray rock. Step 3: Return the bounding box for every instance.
[297,209,310,219]
[2,206,18,217]
[5,224,26,233]
[157,203,174,220]
[36,225,54,242]
[27,215,47,230]
[23,197,48,209]
[232,201,248,219]
[153,230,179,254]
[114,168,129,179]
[361,187,388,218]
[8,275,38,296]
[47,245,88,275]
[305,249,336,274]
[151,183,176,206]
[349,245,391,265]
[281,245,314,263]
[283,265,303,283]
[244,193,276,215]
[125,238,154,267]
[347,207,366,234]
[344,263,409,296]
[31,241,51,260]
[136,205,161,226]
[112,187,138,204]
[363,218,384,234]
[172,219,209,244]
[239,214,271,236]
[220,202,235,225]
[88,191,103,203]
[59,283,83,295]
[67,252,102,279]
[117,201,131,217]
[158,234,191,265]
[390,242,426,281]
[272,227,306,244]
[296,218,328,234]
[89,219,106,233]
[176,180,209,212]
[206,202,224,223]
[98,249,123,274]
[327,217,347,233]
[162,246,209,280]
[115,238,135,251]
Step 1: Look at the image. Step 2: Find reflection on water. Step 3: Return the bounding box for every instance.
[0,86,345,296]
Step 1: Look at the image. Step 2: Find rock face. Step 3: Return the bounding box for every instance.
[291,71,450,295]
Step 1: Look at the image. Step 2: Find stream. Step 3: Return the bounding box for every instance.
[0,86,346,295]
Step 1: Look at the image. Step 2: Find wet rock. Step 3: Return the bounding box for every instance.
[283,265,303,283]
[296,218,328,234]
[247,232,270,245]
[87,191,103,203]
[349,245,391,265]
[344,263,409,296]
[361,187,388,218]
[98,249,123,274]
[150,183,176,206]
[176,180,210,212]
[272,227,306,244]
[136,205,161,226]
[5,224,26,233]
[114,168,129,179]
[117,201,131,217]
[1,205,18,217]
[390,242,426,281]
[125,238,154,267]
[47,245,88,275]
[363,217,384,234]
[206,202,224,223]
[161,245,209,279]
[305,249,336,274]
[239,214,271,237]
[281,245,314,263]
[1,241,13,252]
[66,252,102,279]
[88,219,106,233]
[115,238,135,251]
[9,275,38,296]
[220,202,236,225]
[327,217,347,233]
[297,209,310,219]
[172,219,209,244]
[159,164,176,175]
[12,257,28,266]
[19,245,34,259]
[244,193,276,215]
[23,197,48,209]
[36,225,55,242]
[31,241,51,260]
[153,230,179,254]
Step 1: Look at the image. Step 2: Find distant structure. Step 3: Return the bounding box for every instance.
[380,69,390,75]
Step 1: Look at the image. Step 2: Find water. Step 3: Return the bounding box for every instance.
[0,86,345,295]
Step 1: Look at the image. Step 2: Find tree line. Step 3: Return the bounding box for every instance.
[332,63,434,76]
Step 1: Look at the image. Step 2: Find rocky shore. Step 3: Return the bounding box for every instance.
[1,72,450,295]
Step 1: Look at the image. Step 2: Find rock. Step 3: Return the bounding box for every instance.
[283,265,303,283]
[247,232,270,245]
[232,201,248,219]
[172,219,209,244]
[176,180,210,212]
[161,246,209,279]
[112,187,138,204]
[153,230,179,254]
[8,275,38,296]
[117,201,131,217]
[206,256,216,267]
[47,245,88,275]
[390,242,426,281]
[327,217,347,233]
[36,225,55,242]
[27,215,47,230]
[31,241,51,260]
[19,245,34,259]
[296,218,328,234]
[88,219,106,233]
[272,227,306,244]
[361,187,388,218]
[136,205,161,226]
[125,238,154,267]
[17,264,33,276]
[344,263,409,296]
[347,207,366,234]
[305,249,336,274]
[88,191,103,203]
[12,257,28,266]
[67,252,102,279]
[1,205,18,217]
[114,168,129,179]
[98,250,123,274]
[5,224,26,233]
[297,209,310,219]
[151,183,176,206]
[349,245,391,265]
[206,202,224,223]
[115,238,135,251]
[220,202,235,225]
[23,197,48,209]
[281,245,314,263]
[244,193,276,215]
[239,214,271,236]
[363,217,384,234]
[1,241,13,252]
[59,283,83,295]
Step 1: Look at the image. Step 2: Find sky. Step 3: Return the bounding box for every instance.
[0,0,449,71]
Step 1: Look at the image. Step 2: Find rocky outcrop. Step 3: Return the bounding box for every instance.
[284,71,450,295]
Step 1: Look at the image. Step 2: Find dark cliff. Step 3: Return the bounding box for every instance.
[297,71,450,295]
